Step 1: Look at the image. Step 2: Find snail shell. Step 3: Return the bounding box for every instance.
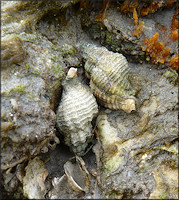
[79,42,136,113]
[56,67,98,155]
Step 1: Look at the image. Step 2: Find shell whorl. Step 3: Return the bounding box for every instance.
[79,42,136,113]
[56,67,98,155]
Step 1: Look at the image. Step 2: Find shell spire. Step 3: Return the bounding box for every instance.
[66,67,77,79]
[79,41,137,113]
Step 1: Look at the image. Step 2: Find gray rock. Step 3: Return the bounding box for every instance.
[1,33,65,171]
[1,0,178,199]
[93,63,178,199]
[80,1,177,64]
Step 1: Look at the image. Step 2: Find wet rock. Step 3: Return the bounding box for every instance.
[48,156,94,199]
[1,1,83,196]
[1,35,25,69]
[93,63,178,199]
[1,0,178,199]
[22,157,49,199]
[1,0,79,34]
[81,3,145,62]
[80,1,178,66]
[1,32,67,173]
[149,161,178,199]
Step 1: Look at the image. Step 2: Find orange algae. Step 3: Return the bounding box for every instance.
[132,21,145,37]
[120,0,139,25]
[94,0,110,22]
[120,0,138,13]
[170,29,178,41]
[140,0,176,16]
[140,1,163,16]
[169,55,178,71]
[121,0,176,16]
[143,32,178,71]
[166,0,177,8]
[143,32,171,64]
[169,11,178,41]
[155,7,178,44]
[94,12,106,22]
[80,0,92,10]
[133,8,138,25]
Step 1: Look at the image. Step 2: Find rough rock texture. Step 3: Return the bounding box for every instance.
[1,0,79,34]
[1,1,82,198]
[48,156,92,199]
[22,157,49,199]
[94,63,178,199]
[1,0,178,199]
[81,1,178,67]
[1,32,65,172]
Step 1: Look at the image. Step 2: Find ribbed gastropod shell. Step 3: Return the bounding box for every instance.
[79,42,136,113]
[56,67,98,155]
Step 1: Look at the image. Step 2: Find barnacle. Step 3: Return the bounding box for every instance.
[1,35,25,69]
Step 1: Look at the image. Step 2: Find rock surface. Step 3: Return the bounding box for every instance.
[94,62,178,199]
[1,0,178,199]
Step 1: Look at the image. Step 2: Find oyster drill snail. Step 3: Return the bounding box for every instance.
[56,67,98,156]
[78,42,137,113]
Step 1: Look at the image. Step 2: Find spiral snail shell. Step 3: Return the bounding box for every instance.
[56,67,98,155]
[79,42,136,113]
